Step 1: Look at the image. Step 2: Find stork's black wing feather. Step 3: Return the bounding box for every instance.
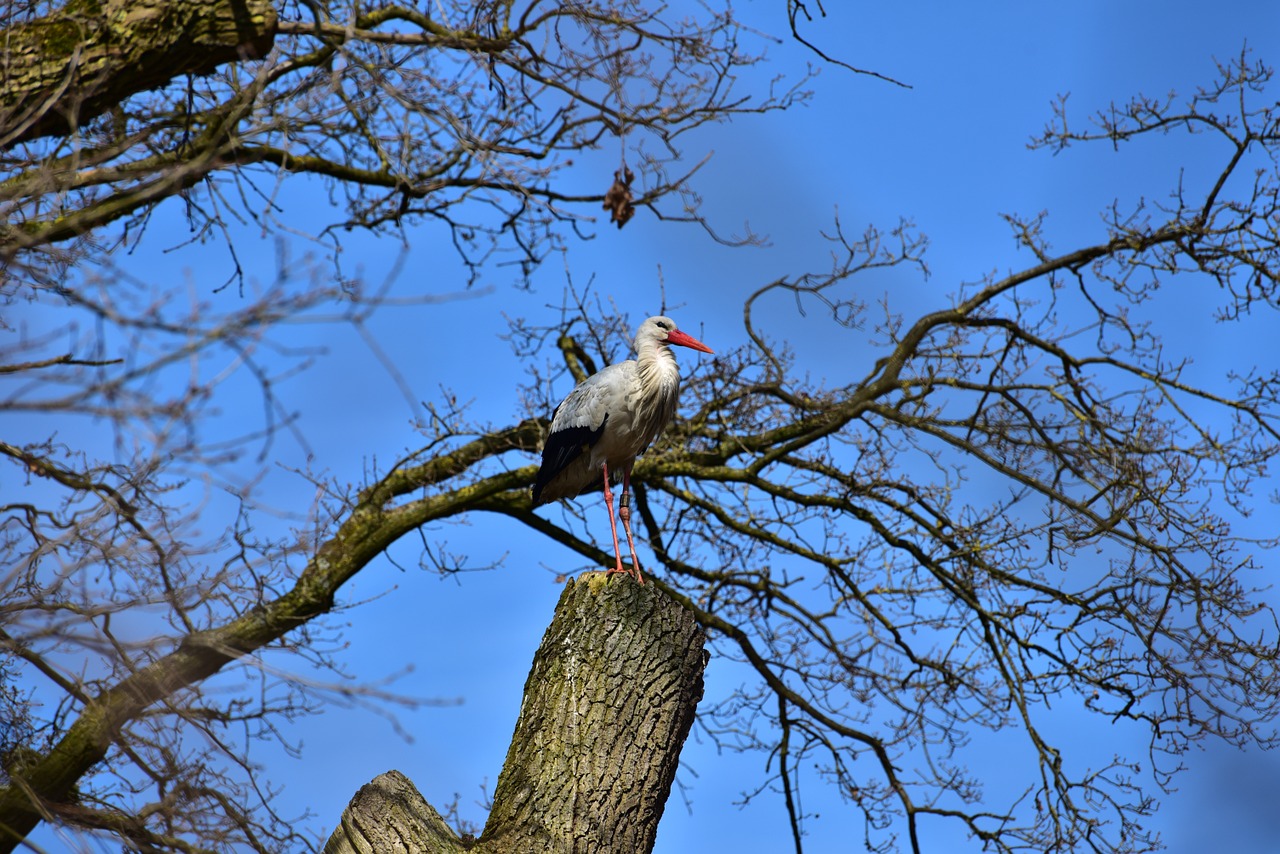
[531,413,609,505]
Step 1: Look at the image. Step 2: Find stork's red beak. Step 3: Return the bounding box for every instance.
[666,329,714,354]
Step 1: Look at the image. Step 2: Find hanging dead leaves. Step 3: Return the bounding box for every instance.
[603,166,635,228]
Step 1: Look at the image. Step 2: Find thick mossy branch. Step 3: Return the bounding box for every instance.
[0,0,276,145]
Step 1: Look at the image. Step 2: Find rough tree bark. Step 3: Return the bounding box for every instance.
[0,0,276,146]
[325,574,709,854]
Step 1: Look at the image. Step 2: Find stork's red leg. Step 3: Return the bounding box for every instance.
[618,468,644,584]
[600,462,628,576]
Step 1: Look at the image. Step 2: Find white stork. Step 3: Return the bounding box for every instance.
[532,316,714,583]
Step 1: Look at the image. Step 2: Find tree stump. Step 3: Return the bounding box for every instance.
[323,771,465,854]
[325,574,709,854]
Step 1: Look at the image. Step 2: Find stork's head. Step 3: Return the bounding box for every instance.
[638,316,714,354]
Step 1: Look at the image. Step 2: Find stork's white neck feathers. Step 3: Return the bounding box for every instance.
[631,322,683,448]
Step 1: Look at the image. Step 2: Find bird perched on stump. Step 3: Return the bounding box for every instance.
[532,316,714,583]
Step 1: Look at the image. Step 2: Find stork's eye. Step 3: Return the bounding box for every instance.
[655,320,671,330]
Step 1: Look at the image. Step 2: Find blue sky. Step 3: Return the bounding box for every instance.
[10,2,1280,852]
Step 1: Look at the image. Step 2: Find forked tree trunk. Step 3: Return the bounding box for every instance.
[325,574,709,854]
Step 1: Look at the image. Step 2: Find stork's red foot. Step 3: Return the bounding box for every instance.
[605,564,644,584]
